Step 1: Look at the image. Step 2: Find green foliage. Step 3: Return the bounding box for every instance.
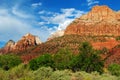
[29,59,38,70]
[29,48,73,70]
[70,42,104,73]
[0,54,22,70]
[79,42,93,54]
[29,54,54,70]
[116,36,120,41]
[108,63,120,76]
[72,71,119,80]
[0,65,119,80]
[0,68,9,80]
[53,48,73,70]
[50,70,71,80]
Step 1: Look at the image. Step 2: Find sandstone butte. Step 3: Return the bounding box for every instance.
[65,5,120,36]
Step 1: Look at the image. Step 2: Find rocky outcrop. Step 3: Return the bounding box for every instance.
[5,40,15,50]
[65,5,120,36]
[104,46,120,67]
[14,33,42,51]
[0,40,15,53]
[47,30,64,41]
[0,33,42,53]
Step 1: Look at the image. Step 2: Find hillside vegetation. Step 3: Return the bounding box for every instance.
[18,35,119,63]
[20,35,114,55]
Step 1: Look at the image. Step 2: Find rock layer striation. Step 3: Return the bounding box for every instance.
[65,5,120,36]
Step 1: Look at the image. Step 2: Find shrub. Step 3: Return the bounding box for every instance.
[73,71,118,80]
[50,70,71,80]
[0,54,22,70]
[108,63,120,76]
[29,54,54,70]
[116,36,120,41]
[33,67,53,80]
[100,74,118,80]
[0,68,8,80]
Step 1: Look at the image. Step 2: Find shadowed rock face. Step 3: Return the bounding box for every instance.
[2,40,15,53]
[65,5,120,36]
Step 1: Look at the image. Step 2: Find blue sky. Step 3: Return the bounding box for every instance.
[0,0,120,48]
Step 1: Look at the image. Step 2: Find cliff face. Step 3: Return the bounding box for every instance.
[65,5,120,36]
[104,47,120,67]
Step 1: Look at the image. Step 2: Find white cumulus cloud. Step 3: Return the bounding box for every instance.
[32,2,42,7]
[39,8,86,33]
[12,6,32,18]
[87,0,99,8]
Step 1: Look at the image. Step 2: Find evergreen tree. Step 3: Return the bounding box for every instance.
[70,42,104,73]
[53,48,73,70]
